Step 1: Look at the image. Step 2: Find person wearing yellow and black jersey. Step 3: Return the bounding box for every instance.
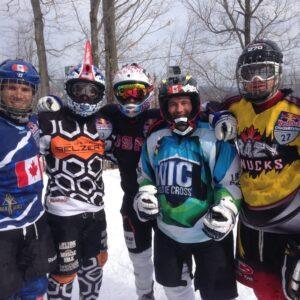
[209,39,300,300]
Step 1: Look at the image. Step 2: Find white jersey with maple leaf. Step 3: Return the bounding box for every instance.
[0,114,44,231]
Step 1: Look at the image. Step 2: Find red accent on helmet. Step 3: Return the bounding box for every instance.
[79,40,95,81]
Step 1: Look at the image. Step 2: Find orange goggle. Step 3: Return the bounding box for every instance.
[115,83,152,103]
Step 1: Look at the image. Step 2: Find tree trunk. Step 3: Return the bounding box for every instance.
[244,0,251,47]
[90,0,101,67]
[103,0,118,104]
[30,0,50,96]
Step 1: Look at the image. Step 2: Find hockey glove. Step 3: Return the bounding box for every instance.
[203,196,238,241]
[209,111,237,141]
[283,241,300,300]
[37,95,62,112]
[134,185,159,222]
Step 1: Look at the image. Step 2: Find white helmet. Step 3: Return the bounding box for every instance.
[113,63,154,117]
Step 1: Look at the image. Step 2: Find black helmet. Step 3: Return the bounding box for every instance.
[236,39,283,102]
[159,74,200,135]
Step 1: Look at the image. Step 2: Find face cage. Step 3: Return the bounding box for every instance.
[0,79,37,123]
[237,62,281,102]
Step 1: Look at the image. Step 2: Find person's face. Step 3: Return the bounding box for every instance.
[243,77,275,97]
[1,82,33,110]
[167,95,192,119]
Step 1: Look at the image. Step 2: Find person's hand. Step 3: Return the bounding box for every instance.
[203,196,238,241]
[283,241,300,299]
[37,96,62,112]
[134,185,159,222]
[209,111,237,141]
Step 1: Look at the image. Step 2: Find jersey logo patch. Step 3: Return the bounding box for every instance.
[15,155,43,188]
[274,111,299,145]
[51,136,105,160]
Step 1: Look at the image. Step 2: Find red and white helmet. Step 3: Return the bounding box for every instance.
[65,41,105,117]
[113,63,154,117]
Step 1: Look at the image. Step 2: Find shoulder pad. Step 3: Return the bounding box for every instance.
[147,119,168,137]
[222,95,242,109]
[286,96,300,107]
[99,103,119,115]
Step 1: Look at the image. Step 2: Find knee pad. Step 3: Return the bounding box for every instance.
[253,271,285,300]
[50,273,77,285]
[18,276,48,300]
[129,248,152,267]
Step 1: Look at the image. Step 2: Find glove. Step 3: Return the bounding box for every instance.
[203,196,238,241]
[283,241,300,299]
[134,185,159,222]
[209,111,237,141]
[97,251,108,267]
[37,96,62,112]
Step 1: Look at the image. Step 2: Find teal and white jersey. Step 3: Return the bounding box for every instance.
[138,120,242,243]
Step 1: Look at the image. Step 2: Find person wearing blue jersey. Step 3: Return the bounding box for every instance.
[0,59,57,300]
[134,72,242,300]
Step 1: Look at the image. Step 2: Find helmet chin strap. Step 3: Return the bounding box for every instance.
[172,117,194,136]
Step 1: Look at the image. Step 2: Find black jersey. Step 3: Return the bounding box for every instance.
[39,108,107,216]
[100,104,161,212]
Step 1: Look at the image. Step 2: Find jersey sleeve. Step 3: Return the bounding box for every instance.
[211,140,242,209]
[137,140,156,187]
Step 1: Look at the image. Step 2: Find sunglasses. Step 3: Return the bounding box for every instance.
[115,83,151,104]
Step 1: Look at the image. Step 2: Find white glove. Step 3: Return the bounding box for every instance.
[209,111,237,141]
[203,196,238,241]
[134,185,159,222]
[37,96,61,112]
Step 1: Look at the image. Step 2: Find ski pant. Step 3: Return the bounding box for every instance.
[122,204,156,299]
[154,228,238,300]
[236,221,300,300]
[47,211,107,300]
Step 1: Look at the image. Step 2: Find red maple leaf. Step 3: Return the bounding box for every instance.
[29,161,38,177]
[240,125,262,142]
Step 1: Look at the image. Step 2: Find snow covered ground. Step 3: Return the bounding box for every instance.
[70,169,255,299]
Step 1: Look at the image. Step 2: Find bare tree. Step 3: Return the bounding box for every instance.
[102,0,118,104]
[30,0,50,96]
[177,0,300,99]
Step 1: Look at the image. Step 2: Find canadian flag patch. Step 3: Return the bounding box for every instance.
[15,155,43,188]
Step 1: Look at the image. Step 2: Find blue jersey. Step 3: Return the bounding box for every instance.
[0,115,44,231]
[138,120,242,243]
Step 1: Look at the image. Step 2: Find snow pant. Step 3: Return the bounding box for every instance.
[236,221,300,300]
[46,210,107,300]
[122,202,156,300]
[0,213,57,299]
[154,228,237,300]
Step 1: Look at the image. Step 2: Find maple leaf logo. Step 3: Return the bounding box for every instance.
[240,125,262,143]
[29,161,38,177]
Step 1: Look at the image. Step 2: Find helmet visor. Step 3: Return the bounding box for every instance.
[115,83,151,104]
[239,62,278,82]
[69,81,104,104]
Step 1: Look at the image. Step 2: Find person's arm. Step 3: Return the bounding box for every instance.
[133,140,159,222]
[203,140,242,240]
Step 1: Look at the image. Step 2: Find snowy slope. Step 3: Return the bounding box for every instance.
[69,169,255,299]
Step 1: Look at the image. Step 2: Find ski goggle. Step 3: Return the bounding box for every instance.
[115,83,152,104]
[70,81,104,103]
[239,62,279,82]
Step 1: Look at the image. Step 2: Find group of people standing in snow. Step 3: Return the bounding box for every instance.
[0,37,299,300]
